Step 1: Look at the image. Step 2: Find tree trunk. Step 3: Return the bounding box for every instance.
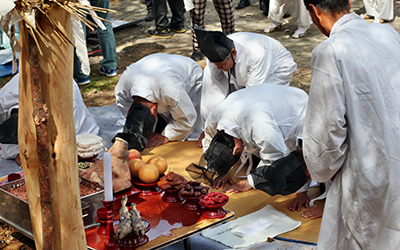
[18,5,87,250]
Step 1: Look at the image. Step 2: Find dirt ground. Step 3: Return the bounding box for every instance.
[2,0,400,248]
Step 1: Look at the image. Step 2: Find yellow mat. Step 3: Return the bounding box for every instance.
[141,141,322,244]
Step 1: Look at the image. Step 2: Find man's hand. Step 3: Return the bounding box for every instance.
[232,137,243,156]
[197,131,205,148]
[15,153,22,166]
[224,180,253,194]
[213,173,235,189]
[287,191,310,211]
[301,205,324,219]
[147,134,169,148]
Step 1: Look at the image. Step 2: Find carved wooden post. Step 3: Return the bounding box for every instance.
[18,4,87,249]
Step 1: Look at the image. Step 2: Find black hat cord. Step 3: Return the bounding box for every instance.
[227,55,236,97]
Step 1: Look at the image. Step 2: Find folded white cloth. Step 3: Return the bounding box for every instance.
[202,204,301,248]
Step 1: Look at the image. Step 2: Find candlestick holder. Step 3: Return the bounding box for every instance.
[101,198,120,250]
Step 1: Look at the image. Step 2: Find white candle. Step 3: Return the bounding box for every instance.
[103,150,113,201]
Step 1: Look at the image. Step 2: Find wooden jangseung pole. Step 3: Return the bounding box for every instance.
[17,2,86,249]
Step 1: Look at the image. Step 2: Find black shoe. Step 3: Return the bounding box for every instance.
[146,29,171,39]
[283,12,291,18]
[170,26,186,33]
[191,50,204,61]
[144,12,154,22]
[235,0,250,9]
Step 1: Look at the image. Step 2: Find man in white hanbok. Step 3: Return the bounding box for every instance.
[0,74,100,165]
[194,27,297,128]
[303,0,400,248]
[115,53,203,150]
[202,84,308,193]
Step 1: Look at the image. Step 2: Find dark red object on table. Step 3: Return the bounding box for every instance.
[102,198,120,250]
[131,178,161,197]
[86,186,232,249]
[199,200,228,219]
[179,193,201,211]
[161,188,182,203]
[7,173,21,182]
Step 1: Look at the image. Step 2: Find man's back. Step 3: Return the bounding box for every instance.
[205,84,308,163]
[304,13,400,250]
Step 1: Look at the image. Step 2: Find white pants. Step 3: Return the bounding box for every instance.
[268,0,312,30]
[363,0,393,20]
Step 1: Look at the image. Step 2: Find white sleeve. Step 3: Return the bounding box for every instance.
[162,88,198,142]
[0,144,19,160]
[200,62,229,124]
[72,81,100,135]
[303,45,347,183]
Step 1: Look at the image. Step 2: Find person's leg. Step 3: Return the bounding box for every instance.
[73,48,90,85]
[90,0,117,73]
[292,0,311,38]
[190,0,206,60]
[264,0,288,33]
[375,0,394,22]
[295,0,311,30]
[262,0,270,15]
[168,0,186,32]
[147,0,172,37]
[73,18,90,84]
[213,0,235,35]
[154,0,170,31]
[145,0,155,22]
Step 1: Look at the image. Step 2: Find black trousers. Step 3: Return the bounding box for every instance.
[261,0,269,14]
[153,0,185,31]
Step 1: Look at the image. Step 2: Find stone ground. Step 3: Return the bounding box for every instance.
[1,0,400,248]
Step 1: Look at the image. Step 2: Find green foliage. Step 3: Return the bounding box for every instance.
[79,75,119,93]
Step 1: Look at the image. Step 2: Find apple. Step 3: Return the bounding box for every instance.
[128,149,142,161]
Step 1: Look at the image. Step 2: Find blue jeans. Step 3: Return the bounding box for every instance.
[74,0,117,80]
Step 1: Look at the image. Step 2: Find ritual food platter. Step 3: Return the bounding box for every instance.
[0,176,105,239]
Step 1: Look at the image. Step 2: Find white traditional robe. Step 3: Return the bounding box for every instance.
[304,13,400,250]
[203,84,308,187]
[0,74,100,159]
[115,53,203,142]
[363,0,393,21]
[201,32,297,123]
[269,0,312,30]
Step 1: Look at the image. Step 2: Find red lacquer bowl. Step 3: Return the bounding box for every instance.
[161,188,182,203]
[199,200,229,219]
[7,173,21,182]
[132,178,161,196]
[179,193,201,211]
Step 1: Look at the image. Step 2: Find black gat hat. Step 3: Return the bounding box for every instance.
[194,26,235,63]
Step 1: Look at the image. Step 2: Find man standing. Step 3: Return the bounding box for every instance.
[73,0,118,84]
[303,0,400,248]
[114,53,203,150]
